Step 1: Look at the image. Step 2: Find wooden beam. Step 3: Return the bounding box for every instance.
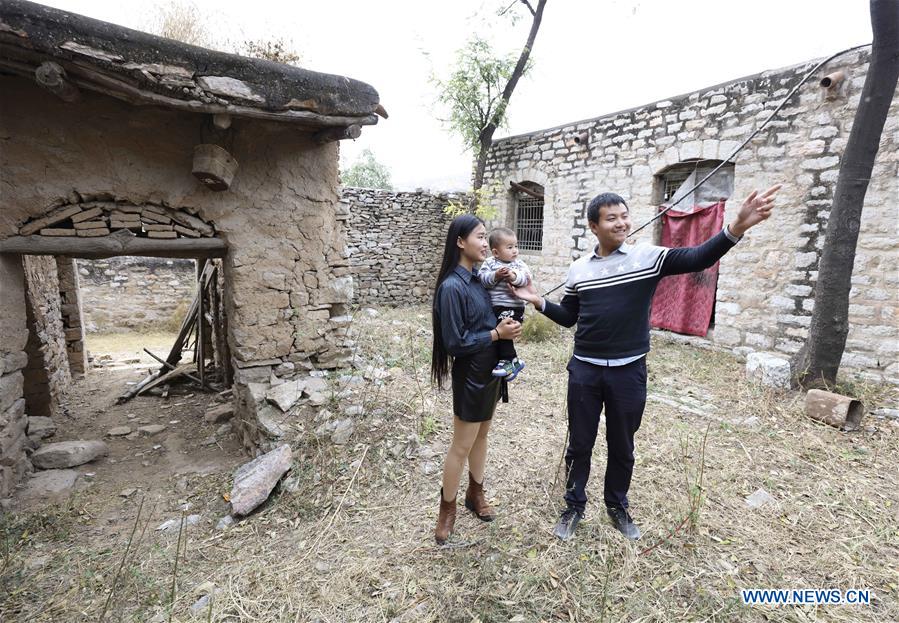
[0,234,227,259]
[313,124,362,144]
[509,180,545,200]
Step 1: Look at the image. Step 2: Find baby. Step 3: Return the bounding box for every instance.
[477,227,531,380]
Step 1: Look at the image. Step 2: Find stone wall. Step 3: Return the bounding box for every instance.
[77,257,197,333]
[482,48,898,382]
[56,258,87,375]
[344,188,463,305]
[0,256,30,498]
[22,256,71,420]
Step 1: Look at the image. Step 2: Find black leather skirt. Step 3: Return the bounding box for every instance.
[451,344,502,422]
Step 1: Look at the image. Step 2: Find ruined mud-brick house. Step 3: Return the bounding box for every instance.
[475,47,896,383]
[0,0,382,498]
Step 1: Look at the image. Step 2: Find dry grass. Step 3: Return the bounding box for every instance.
[2,305,897,622]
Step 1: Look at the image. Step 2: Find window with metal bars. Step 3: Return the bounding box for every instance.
[662,171,691,203]
[515,182,544,252]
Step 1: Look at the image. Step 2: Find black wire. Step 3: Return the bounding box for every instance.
[539,44,868,298]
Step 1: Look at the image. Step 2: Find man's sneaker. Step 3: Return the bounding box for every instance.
[492,360,514,377]
[606,506,641,540]
[506,358,526,381]
[552,507,583,541]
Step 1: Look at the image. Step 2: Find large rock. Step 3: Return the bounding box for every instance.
[266,379,306,412]
[256,403,287,439]
[745,352,792,389]
[31,440,108,469]
[18,469,79,501]
[229,444,292,516]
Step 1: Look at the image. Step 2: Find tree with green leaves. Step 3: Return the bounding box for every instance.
[341,149,393,190]
[432,0,548,211]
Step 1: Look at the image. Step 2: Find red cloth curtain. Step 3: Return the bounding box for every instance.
[650,201,725,337]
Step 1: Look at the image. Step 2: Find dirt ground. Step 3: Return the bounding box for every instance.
[1,308,897,622]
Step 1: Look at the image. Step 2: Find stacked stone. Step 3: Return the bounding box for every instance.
[55,258,88,375]
[18,201,215,239]
[22,257,72,420]
[0,257,31,498]
[480,48,897,382]
[343,188,463,305]
[77,257,196,333]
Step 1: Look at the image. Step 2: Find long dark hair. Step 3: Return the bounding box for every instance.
[431,214,485,388]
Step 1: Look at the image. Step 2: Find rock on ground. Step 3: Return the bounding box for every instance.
[204,403,234,424]
[27,416,57,439]
[266,379,305,412]
[745,352,792,389]
[229,444,292,516]
[18,469,80,501]
[331,418,355,445]
[745,488,778,509]
[31,440,108,469]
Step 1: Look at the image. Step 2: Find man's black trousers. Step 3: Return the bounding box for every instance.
[563,356,647,514]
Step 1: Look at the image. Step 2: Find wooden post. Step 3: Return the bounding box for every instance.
[197,264,206,387]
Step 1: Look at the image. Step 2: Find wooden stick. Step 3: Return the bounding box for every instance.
[197,266,206,387]
[143,348,203,386]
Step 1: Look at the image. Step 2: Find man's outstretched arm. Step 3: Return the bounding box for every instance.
[661,184,781,276]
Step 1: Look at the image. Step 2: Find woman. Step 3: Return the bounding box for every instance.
[431,214,522,545]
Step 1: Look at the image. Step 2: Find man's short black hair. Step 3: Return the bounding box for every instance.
[587,192,628,223]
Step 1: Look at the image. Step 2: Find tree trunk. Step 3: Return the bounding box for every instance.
[792,0,899,387]
[470,0,548,208]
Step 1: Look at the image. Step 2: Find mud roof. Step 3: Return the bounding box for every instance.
[0,0,382,128]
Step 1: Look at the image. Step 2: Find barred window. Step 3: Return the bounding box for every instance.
[514,181,544,252]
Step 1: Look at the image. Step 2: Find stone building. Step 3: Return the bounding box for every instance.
[0,1,382,498]
[479,47,897,383]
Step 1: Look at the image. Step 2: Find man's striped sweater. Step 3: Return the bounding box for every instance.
[541,228,740,360]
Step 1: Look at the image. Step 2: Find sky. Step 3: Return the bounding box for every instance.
[39,1,874,190]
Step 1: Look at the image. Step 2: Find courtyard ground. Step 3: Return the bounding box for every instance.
[1,306,897,622]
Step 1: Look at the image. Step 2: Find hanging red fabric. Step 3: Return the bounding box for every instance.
[650,201,725,337]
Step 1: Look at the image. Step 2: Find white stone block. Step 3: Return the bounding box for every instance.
[745,352,792,389]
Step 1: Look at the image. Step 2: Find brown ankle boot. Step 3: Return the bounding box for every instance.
[464,473,496,522]
[435,488,457,545]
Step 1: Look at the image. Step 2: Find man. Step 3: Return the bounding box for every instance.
[513,185,781,541]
